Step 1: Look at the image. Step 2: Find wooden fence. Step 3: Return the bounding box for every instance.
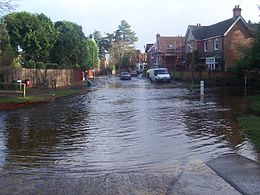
[7,68,83,88]
[173,71,242,86]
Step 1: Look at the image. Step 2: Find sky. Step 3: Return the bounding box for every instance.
[17,0,260,52]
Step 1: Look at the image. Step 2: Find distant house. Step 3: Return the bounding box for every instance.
[134,49,147,65]
[185,5,254,72]
[145,43,155,68]
[145,34,185,71]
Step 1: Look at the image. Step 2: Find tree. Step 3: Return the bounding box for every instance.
[230,6,260,76]
[50,21,86,68]
[84,38,99,70]
[230,26,260,75]
[4,12,58,64]
[106,20,138,70]
[114,20,138,45]
[228,24,260,87]
[0,18,15,81]
[92,30,109,60]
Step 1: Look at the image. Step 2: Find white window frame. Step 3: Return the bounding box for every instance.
[204,41,208,52]
[214,38,219,51]
[206,57,216,70]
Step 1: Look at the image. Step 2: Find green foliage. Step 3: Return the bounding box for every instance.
[24,60,36,68]
[12,56,21,69]
[23,60,60,69]
[121,56,130,69]
[229,47,253,75]
[1,10,138,76]
[229,26,260,75]
[50,21,87,68]
[0,19,15,81]
[238,116,260,148]
[250,29,260,68]
[0,88,80,103]
[45,62,58,69]
[115,20,138,45]
[4,11,58,63]
[104,20,138,70]
[36,62,45,69]
[249,95,260,112]
[92,30,109,60]
[238,94,260,148]
[83,38,99,70]
[0,96,41,103]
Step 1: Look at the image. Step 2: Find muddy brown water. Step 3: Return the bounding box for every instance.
[0,76,259,179]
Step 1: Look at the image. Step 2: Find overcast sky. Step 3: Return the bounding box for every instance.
[17,0,259,52]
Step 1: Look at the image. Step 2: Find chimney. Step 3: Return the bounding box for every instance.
[156,33,160,44]
[156,33,160,50]
[233,5,242,18]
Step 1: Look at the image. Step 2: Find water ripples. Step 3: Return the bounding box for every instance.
[0,78,258,178]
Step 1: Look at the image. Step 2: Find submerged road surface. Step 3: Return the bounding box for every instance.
[0,76,259,193]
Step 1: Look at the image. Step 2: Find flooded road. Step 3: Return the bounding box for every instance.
[0,76,259,179]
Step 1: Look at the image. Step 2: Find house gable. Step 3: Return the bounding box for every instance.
[224,16,252,37]
[185,29,196,42]
[224,19,254,70]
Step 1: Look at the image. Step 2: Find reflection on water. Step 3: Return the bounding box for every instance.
[0,77,259,178]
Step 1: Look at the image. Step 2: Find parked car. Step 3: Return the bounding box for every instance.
[149,68,171,82]
[130,70,138,77]
[120,72,131,80]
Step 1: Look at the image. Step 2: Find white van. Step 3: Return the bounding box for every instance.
[149,68,171,82]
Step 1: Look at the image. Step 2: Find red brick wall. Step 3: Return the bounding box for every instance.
[224,21,253,71]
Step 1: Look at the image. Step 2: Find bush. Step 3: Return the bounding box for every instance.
[24,60,36,68]
[36,62,45,69]
[45,63,58,69]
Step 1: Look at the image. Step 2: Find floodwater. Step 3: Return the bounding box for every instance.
[0,76,259,179]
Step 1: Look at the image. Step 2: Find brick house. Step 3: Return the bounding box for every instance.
[134,49,147,64]
[145,34,185,71]
[184,5,254,72]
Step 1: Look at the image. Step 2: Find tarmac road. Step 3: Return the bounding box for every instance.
[0,158,243,195]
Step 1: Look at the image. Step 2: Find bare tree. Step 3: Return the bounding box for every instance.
[0,0,17,16]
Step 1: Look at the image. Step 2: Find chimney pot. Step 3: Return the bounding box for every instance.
[233,5,242,18]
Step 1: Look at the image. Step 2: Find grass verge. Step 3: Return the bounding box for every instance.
[0,89,80,104]
[238,115,260,148]
[238,95,260,148]
[248,95,260,112]
[0,96,41,103]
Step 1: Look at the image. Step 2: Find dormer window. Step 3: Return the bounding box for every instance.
[204,41,208,52]
[214,38,219,50]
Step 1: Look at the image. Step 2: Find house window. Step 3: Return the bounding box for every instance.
[206,57,216,70]
[214,38,219,50]
[188,43,193,52]
[204,41,208,52]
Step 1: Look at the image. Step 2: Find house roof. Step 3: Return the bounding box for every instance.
[187,16,252,40]
[247,23,260,35]
[145,44,154,53]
